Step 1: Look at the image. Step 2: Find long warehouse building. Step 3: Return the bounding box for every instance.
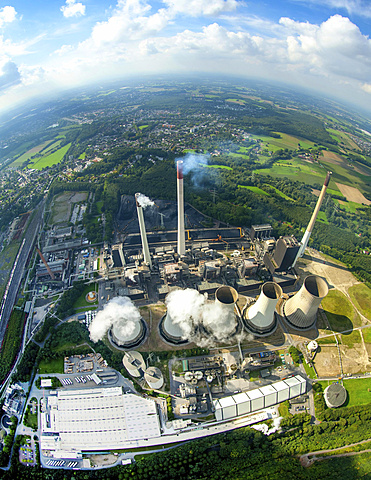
[213,375,306,421]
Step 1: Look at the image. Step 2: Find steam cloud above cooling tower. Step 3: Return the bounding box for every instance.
[89,296,141,343]
[165,288,237,346]
[136,193,154,208]
[175,152,211,187]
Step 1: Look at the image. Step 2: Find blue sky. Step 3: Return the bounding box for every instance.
[1,0,371,115]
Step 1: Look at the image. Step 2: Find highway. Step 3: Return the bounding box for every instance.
[0,200,44,349]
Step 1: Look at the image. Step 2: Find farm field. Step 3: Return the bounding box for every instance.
[28,143,71,170]
[251,132,316,151]
[11,141,50,167]
[336,183,371,205]
[255,158,327,185]
[326,128,360,150]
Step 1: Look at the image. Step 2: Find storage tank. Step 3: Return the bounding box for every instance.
[215,286,238,314]
[283,275,328,330]
[122,351,145,377]
[244,282,282,336]
[144,366,164,390]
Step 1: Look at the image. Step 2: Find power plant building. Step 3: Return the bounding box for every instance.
[213,375,306,421]
[40,387,161,455]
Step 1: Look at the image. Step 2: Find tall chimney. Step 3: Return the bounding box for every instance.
[135,193,152,269]
[177,160,186,256]
[292,171,332,267]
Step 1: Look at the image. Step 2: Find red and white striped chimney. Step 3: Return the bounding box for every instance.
[177,160,186,256]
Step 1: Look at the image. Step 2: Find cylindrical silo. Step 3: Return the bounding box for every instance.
[244,282,282,336]
[283,275,328,330]
[144,366,164,390]
[123,351,145,377]
[215,286,238,314]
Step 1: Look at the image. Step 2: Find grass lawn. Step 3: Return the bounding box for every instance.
[322,289,361,331]
[317,335,338,344]
[341,329,362,347]
[348,284,371,320]
[343,378,371,406]
[362,327,371,343]
[79,152,86,159]
[72,284,98,309]
[139,124,149,130]
[337,200,363,213]
[317,211,329,224]
[238,185,270,196]
[303,361,317,379]
[28,143,71,170]
[38,357,64,374]
[24,411,38,430]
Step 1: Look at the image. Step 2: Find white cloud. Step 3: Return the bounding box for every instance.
[295,0,371,18]
[0,6,17,28]
[163,0,239,16]
[362,83,371,94]
[61,0,86,18]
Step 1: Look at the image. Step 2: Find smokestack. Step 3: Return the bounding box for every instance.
[293,171,332,267]
[215,286,238,315]
[283,275,328,330]
[177,160,186,256]
[244,282,282,336]
[135,193,152,269]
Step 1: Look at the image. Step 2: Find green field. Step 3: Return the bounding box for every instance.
[73,284,98,309]
[79,152,86,159]
[322,289,361,332]
[139,124,149,130]
[362,327,371,343]
[238,185,270,196]
[251,132,316,151]
[343,378,371,406]
[348,284,371,320]
[255,157,328,184]
[38,357,64,374]
[11,141,50,167]
[341,329,361,347]
[337,200,364,213]
[326,128,360,150]
[204,164,233,170]
[28,143,71,170]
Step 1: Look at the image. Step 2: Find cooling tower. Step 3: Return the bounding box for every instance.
[215,286,238,314]
[244,282,282,336]
[160,311,188,345]
[177,160,186,256]
[283,275,329,330]
[135,193,152,269]
[109,317,147,349]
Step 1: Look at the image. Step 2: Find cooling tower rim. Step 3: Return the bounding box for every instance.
[261,281,283,300]
[108,318,147,350]
[303,275,329,298]
[215,285,238,305]
[159,314,189,345]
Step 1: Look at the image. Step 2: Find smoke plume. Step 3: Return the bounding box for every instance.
[165,288,238,347]
[89,296,141,343]
[176,153,211,188]
[136,193,154,209]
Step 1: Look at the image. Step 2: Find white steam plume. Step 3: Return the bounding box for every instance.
[165,288,238,346]
[89,296,141,343]
[251,416,282,436]
[136,193,154,209]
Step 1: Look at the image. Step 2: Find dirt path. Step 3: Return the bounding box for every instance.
[299,438,371,467]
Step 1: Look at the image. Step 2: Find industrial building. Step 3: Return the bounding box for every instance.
[40,387,161,455]
[213,375,307,421]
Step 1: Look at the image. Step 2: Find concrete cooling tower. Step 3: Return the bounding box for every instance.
[244,282,282,336]
[109,317,147,349]
[283,275,329,330]
[160,310,189,345]
[215,286,238,314]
